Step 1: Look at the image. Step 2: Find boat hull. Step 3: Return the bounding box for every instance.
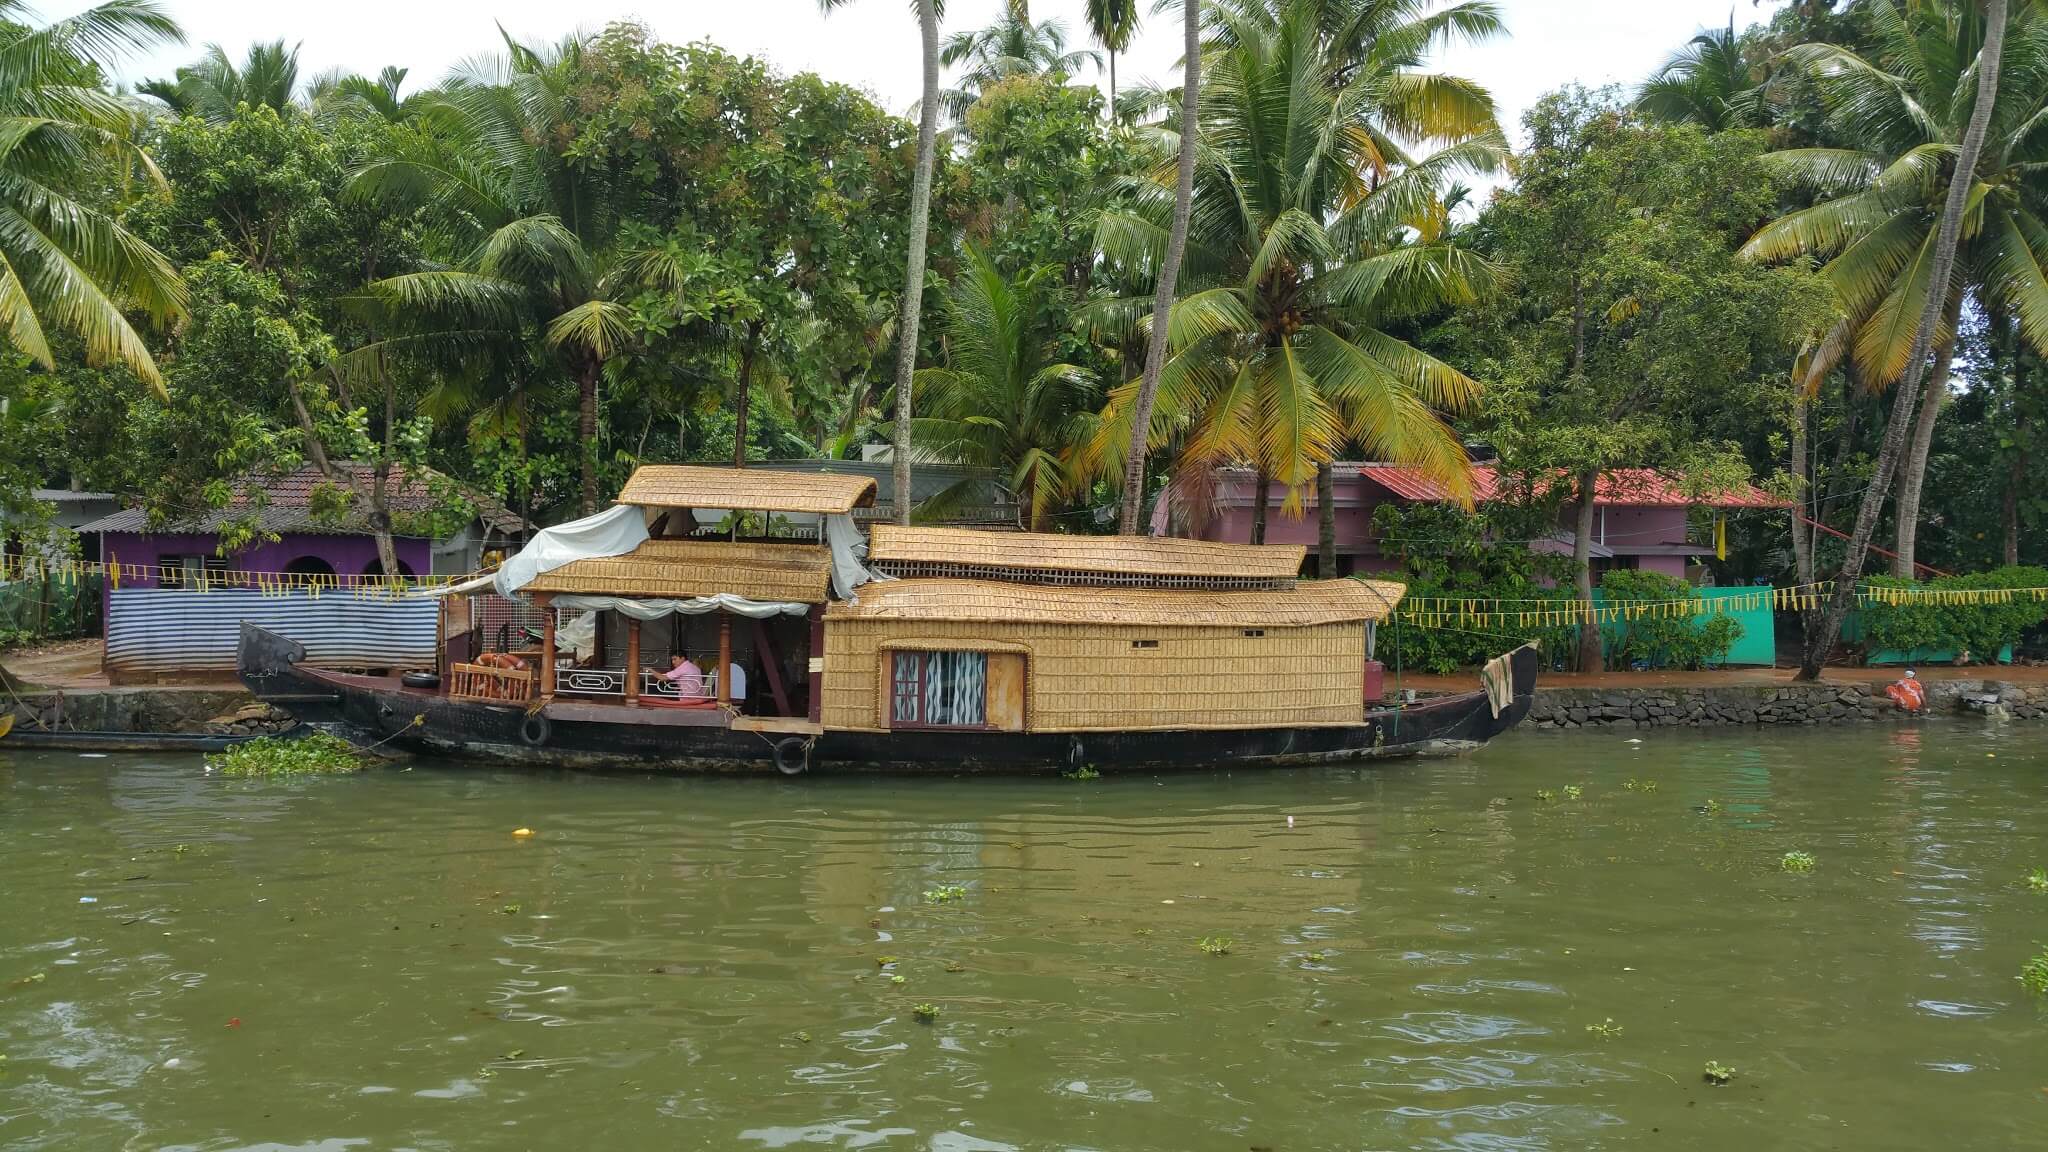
[238,624,1537,774]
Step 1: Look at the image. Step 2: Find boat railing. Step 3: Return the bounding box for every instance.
[554,665,718,701]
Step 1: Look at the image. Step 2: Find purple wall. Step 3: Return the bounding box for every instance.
[100,532,431,586]
[1204,473,1388,553]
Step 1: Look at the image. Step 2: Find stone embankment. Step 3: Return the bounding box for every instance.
[4,687,295,735]
[1527,678,2048,730]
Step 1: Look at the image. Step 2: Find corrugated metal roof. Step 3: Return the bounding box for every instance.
[105,588,437,678]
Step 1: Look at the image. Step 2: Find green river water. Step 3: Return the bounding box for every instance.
[3,724,2045,1150]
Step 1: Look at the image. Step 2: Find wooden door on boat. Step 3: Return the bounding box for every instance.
[985,652,1026,732]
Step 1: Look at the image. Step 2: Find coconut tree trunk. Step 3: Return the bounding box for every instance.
[371,370,401,578]
[579,359,599,516]
[1572,467,1603,674]
[1316,461,1336,577]
[1108,49,1117,122]
[1790,386,1813,586]
[1891,295,1963,576]
[1250,467,1271,545]
[1116,0,1200,535]
[891,0,942,526]
[1801,0,2007,681]
[2006,333,2029,567]
[2004,449,2024,566]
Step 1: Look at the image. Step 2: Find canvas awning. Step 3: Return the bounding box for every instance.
[619,465,877,515]
[826,577,1404,628]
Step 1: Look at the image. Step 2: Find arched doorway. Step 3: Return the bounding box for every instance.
[362,558,415,578]
[283,556,336,579]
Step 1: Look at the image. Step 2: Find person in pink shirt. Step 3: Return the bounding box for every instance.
[656,653,705,699]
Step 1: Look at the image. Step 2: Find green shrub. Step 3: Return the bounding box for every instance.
[1860,567,2048,662]
[206,731,365,776]
[1599,570,1741,670]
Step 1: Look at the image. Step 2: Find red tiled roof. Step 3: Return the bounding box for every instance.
[1356,464,1785,509]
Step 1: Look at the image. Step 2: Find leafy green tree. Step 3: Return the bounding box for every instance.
[122,105,439,569]
[1451,89,1834,671]
[1742,0,2048,577]
[559,31,912,472]
[1092,0,1503,543]
[912,246,1092,529]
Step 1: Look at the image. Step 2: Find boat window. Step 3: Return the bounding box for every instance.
[1131,639,1159,649]
[890,650,987,727]
[1242,629,1265,638]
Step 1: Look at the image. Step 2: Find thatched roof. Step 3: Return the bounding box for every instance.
[618,465,876,515]
[525,540,833,603]
[869,525,1305,582]
[826,577,1403,628]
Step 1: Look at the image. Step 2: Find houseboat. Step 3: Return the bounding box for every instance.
[239,465,1537,773]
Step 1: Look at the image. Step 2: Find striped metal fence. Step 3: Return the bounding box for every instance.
[105,587,437,683]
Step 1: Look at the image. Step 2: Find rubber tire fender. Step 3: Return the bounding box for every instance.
[519,713,551,747]
[773,736,811,776]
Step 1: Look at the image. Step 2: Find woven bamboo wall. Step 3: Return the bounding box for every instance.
[822,618,1365,732]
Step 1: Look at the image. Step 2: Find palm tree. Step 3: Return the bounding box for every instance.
[309,66,429,125]
[0,0,187,395]
[1780,0,2015,680]
[939,2,1101,120]
[1100,0,1504,540]
[1635,16,1768,131]
[140,39,302,121]
[821,0,941,525]
[1741,0,2048,576]
[348,31,624,513]
[1115,0,1197,534]
[1084,0,1141,121]
[912,246,1092,530]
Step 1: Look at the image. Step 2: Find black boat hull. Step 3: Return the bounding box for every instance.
[238,623,1537,774]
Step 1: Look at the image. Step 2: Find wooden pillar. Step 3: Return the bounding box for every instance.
[808,607,825,724]
[716,612,732,705]
[537,593,556,702]
[749,616,791,717]
[625,615,641,705]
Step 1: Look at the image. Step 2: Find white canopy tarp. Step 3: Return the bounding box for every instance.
[550,593,809,620]
[492,501,880,601]
[494,504,650,598]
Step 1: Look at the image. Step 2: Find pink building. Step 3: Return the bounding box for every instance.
[1156,464,1784,579]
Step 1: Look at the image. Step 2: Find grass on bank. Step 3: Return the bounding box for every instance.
[206,731,367,777]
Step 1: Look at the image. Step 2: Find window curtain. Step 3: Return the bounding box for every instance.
[922,651,986,726]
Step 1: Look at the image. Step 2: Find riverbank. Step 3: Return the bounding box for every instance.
[1396,664,2048,729]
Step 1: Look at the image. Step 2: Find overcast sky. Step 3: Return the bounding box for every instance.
[65,0,1790,149]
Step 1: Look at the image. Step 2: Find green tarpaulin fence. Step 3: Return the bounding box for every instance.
[0,572,103,642]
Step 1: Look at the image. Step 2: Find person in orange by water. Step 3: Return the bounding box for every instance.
[1884,670,1926,712]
